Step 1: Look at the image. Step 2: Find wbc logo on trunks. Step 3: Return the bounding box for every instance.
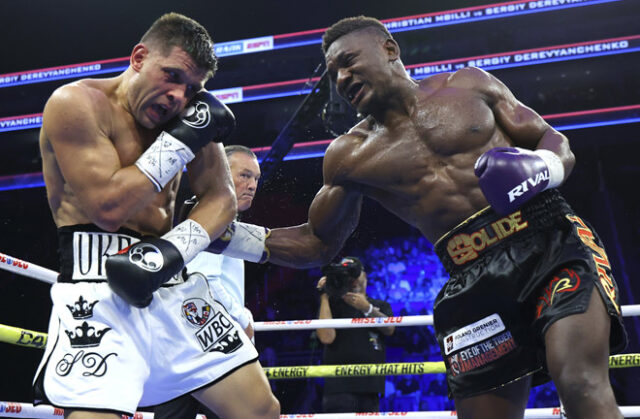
[128,243,163,272]
[181,101,211,129]
[182,298,245,354]
[182,298,212,327]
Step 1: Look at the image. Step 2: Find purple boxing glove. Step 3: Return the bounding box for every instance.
[474,147,564,215]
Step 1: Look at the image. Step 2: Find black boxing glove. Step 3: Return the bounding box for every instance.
[106,237,183,308]
[164,90,235,146]
[135,91,236,191]
[106,219,211,308]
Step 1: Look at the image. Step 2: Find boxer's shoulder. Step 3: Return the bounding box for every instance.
[416,69,480,92]
[323,130,365,182]
[44,79,123,141]
[51,78,114,103]
[330,117,371,152]
[421,67,496,97]
[45,79,116,122]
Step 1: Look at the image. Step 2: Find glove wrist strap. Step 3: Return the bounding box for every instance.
[535,149,565,189]
[162,219,210,264]
[135,132,195,191]
[214,221,270,263]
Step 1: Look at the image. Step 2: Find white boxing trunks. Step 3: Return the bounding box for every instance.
[33,225,258,415]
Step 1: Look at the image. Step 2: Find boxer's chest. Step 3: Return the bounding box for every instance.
[110,113,160,167]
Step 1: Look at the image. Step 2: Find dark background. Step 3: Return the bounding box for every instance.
[0,0,638,414]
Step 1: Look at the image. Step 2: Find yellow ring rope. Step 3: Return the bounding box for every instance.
[2,323,637,376]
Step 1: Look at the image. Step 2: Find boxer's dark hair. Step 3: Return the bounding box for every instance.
[141,12,218,77]
[225,145,256,159]
[322,16,392,54]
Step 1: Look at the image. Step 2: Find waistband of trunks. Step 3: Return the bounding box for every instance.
[57,224,142,282]
[57,224,185,286]
[434,189,572,274]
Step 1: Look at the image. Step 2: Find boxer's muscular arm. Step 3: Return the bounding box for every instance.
[267,137,364,268]
[185,142,237,240]
[43,85,157,231]
[105,143,235,309]
[469,67,575,176]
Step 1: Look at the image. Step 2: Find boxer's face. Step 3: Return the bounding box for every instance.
[325,29,396,115]
[129,44,208,128]
[228,152,261,212]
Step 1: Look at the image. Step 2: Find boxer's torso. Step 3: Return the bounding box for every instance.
[331,72,515,242]
[40,77,177,236]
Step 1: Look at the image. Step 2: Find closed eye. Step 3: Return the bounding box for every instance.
[164,69,180,83]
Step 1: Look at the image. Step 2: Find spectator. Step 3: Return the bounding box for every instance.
[316,257,395,413]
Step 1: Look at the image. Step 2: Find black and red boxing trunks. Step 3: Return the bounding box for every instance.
[433,189,627,398]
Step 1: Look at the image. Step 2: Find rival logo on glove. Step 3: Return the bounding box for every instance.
[507,170,549,203]
[181,101,211,129]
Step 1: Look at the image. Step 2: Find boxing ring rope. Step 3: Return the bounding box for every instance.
[255,315,435,330]
[0,402,639,419]
[0,252,57,284]
[2,251,640,326]
[262,355,640,377]
[2,252,640,418]
[1,321,638,373]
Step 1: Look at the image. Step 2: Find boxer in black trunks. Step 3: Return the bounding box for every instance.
[209,16,627,419]
[433,189,625,402]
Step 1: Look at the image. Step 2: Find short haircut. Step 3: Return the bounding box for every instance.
[141,12,217,77]
[322,16,392,54]
[225,144,257,159]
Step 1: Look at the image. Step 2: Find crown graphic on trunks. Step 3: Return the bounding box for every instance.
[64,321,111,348]
[211,330,243,354]
[66,295,99,319]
